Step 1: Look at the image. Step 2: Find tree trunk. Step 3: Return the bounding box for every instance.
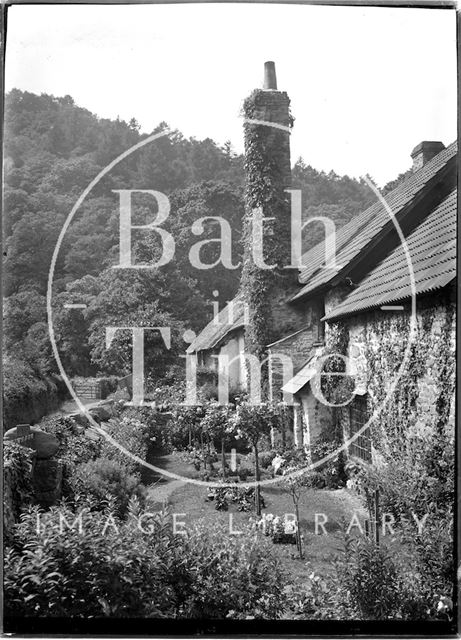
[295,500,303,558]
[201,431,206,470]
[254,442,261,516]
[221,438,226,479]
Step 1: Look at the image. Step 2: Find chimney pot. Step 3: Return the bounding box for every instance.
[263,61,277,90]
[410,141,445,172]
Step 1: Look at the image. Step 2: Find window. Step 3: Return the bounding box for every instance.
[349,395,371,462]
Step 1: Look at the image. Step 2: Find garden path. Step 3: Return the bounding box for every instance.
[146,478,185,506]
[49,397,103,417]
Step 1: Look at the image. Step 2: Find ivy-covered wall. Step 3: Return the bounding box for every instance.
[342,285,456,464]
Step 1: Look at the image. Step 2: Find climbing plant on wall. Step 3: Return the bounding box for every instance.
[319,320,355,439]
[240,90,294,376]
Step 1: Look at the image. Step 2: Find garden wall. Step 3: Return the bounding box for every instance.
[3,359,68,432]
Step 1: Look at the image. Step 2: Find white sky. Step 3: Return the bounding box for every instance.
[5,3,457,185]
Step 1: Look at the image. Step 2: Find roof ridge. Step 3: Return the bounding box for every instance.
[294,141,457,301]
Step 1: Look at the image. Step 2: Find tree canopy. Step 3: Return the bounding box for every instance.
[3,89,407,383]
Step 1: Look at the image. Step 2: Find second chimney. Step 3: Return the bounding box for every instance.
[411,141,445,172]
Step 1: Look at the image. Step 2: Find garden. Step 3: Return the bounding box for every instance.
[3,389,455,622]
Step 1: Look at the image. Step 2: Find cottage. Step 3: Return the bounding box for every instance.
[187,62,456,464]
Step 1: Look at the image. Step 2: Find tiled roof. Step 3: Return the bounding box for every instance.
[186,295,246,354]
[323,189,457,321]
[188,141,456,353]
[291,141,457,302]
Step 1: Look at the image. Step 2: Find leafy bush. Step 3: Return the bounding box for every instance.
[399,512,454,616]
[68,457,145,517]
[39,415,102,498]
[5,506,289,619]
[284,535,433,621]
[310,439,346,489]
[99,415,150,474]
[148,380,187,408]
[4,442,34,537]
[335,536,409,619]
[121,406,173,454]
[180,521,287,619]
[255,513,297,545]
[237,465,252,481]
[345,423,454,616]
[39,415,83,454]
[213,486,264,512]
[262,450,276,468]
[170,405,206,449]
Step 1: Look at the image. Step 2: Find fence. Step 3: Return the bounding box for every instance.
[73,380,103,400]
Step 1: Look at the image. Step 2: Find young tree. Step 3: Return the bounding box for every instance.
[230,402,283,515]
[280,449,314,559]
[201,403,234,479]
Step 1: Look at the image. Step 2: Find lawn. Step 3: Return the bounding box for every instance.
[145,453,367,582]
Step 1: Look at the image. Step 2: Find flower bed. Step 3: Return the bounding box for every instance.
[255,513,297,545]
[207,485,266,512]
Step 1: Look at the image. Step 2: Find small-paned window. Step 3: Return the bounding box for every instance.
[349,395,371,462]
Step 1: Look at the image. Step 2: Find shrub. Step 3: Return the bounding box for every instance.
[148,380,186,407]
[4,442,34,537]
[399,511,454,616]
[175,521,287,618]
[99,415,150,474]
[237,465,252,481]
[39,415,102,499]
[120,406,172,455]
[335,536,406,618]
[284,536,432,621]
[345,424,454,617]
[68,457,145,517]
[170,405,206,449]
[255,514,297,545]
[4,507,289,619]
[214,486,264,512]
[310,439,346,489]
[4,505,174,618]
[39,415,84,455]
[258,450,276,469]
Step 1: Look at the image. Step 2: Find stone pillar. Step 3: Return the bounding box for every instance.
[293,402,304,449]
[4,424,62,508]
[301,393,319,454]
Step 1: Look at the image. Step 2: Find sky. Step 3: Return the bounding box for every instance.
[5,3,457,186]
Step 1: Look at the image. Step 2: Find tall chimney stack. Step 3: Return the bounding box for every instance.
[240,61,294,375]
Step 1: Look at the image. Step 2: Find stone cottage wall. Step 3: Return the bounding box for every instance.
[341,285,455,463]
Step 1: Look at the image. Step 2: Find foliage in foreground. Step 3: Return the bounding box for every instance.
[283,534,452,622]
[5,504,288,619]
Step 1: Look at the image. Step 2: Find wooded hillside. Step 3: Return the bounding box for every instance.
[3,89,390,396]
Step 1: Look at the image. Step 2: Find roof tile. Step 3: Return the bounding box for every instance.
[292,141,457,302]
[323,189,457,321]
